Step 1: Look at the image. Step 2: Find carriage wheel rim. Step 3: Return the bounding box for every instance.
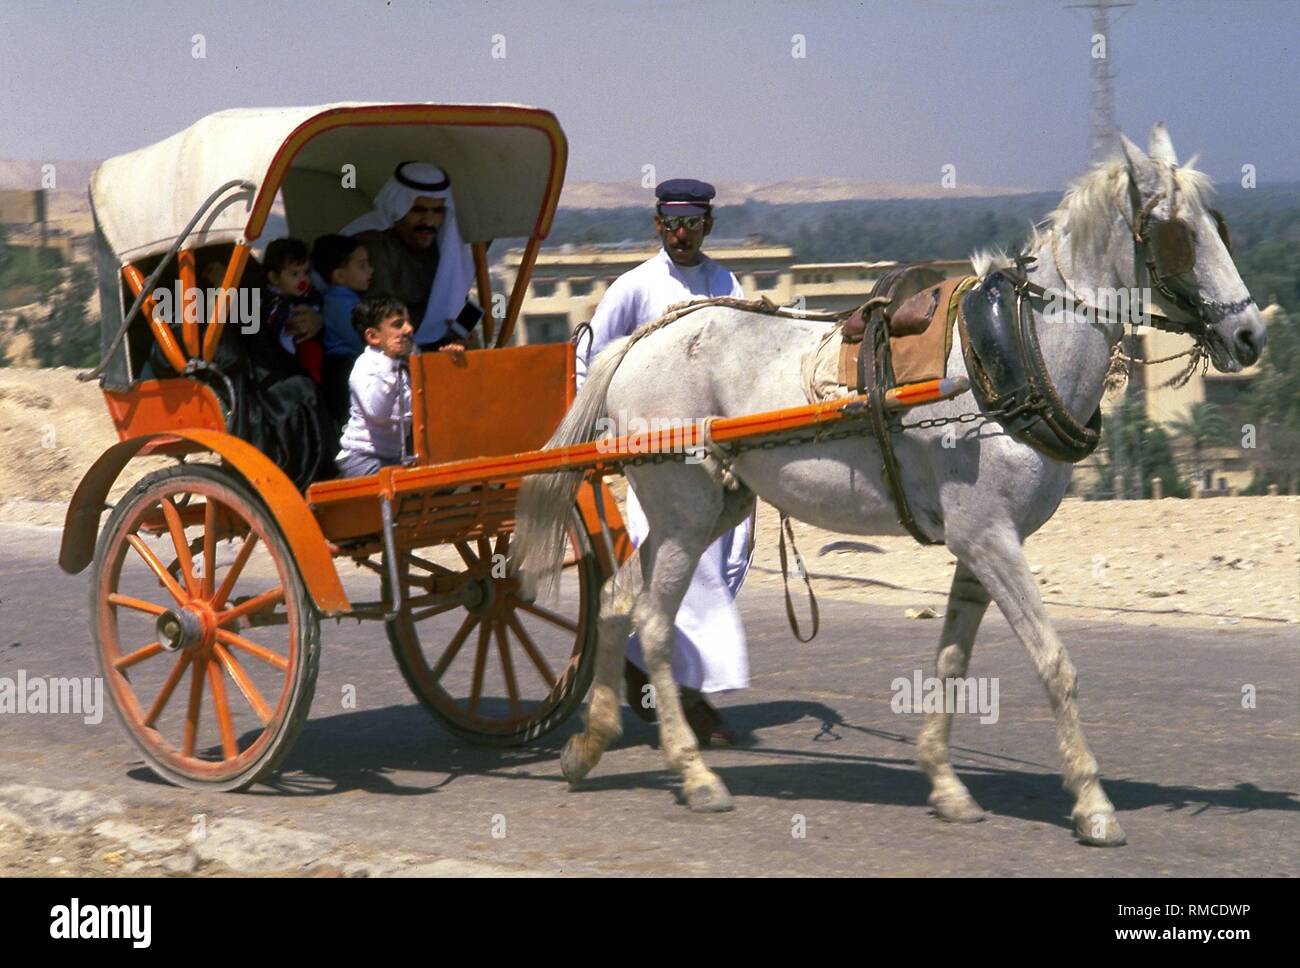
[391,526,593,735]
[98,477,301,782]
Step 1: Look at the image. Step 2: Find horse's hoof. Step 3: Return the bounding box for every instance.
[1075,812,1127,847]
[684,776,735,813]
[560,736,592,784]
[929,793,986,824]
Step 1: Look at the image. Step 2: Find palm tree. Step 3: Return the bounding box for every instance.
[1169,402,1233,491]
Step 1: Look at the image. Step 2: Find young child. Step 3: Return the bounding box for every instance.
[336,294,468,477]
[311,234,374,429]
[335,294,417,477]
[263,238,325,383]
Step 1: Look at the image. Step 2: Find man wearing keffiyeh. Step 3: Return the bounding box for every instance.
[341,161,479,349]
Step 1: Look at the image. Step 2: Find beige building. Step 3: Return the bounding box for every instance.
[495,240,973,344]
[495,239,794,345]
[790,259,972,314]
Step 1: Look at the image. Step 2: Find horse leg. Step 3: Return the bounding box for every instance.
[955,526,1126,846]
[561,553,640,783]
[561,480,751,791]
[915,560,991,823]
[633,523,733,813]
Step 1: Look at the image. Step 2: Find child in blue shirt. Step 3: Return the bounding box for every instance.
[311,234,375,431]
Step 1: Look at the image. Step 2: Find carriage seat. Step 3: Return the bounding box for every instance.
[834,266,977,388]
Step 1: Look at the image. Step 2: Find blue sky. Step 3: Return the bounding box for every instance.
[2,0,1295,190]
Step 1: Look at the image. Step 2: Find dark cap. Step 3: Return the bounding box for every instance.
[655,178,716,216]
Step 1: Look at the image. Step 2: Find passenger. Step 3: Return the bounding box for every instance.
[336,293,466,477]
[310,233,374,432]
[263,238,326,383]
[340,162,481,350]
[148,247,333,489]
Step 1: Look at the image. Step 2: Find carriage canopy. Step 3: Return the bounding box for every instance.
[89,102,568,386]
[90,102,568,262]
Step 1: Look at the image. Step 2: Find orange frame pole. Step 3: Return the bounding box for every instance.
[202,244,251,361]
[494,236,539,348]
[177,250,199,358]
[123,264,188,375]
[472,242,496,347]
[310,378,963,500]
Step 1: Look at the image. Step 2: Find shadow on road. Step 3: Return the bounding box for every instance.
[122,698,1300,836]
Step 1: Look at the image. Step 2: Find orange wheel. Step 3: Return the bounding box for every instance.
[90,464,319,790]
[386,510,599,745]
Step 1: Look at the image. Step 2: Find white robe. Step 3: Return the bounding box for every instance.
[578,248,752,693]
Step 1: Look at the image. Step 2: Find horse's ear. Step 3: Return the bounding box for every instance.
[1120,134,1153,186]
[1120,133,1145,168]
[1148,123,1178,166]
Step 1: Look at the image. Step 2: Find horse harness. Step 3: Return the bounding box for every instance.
[782,178,1242,547]
[569,173,1242,555]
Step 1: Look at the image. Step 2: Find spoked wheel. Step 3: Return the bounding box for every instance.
[386,510,600,745]
[90,464,319,791]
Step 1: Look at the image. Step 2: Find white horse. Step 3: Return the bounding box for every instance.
[512,125,1266,847]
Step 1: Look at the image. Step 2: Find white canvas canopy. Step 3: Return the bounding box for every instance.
[90,102,567,264]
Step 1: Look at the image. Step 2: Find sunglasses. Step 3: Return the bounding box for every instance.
[1148,207,1232,278]
[660,215,706,232]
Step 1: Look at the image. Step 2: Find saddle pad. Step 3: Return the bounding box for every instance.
[890,275,977,384]
[803,275,977,404]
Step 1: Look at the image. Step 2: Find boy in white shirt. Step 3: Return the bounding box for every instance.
[335,293,464,477]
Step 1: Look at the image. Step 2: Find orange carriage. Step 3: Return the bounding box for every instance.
[57,103,636,790]
[57,102,968,792]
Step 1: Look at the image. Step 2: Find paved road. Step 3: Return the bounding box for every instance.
[2,523,1296,876]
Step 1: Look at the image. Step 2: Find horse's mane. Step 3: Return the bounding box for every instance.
[971,154,1214,280]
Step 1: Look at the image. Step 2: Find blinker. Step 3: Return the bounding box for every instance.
[1150,219,1196,277]
[1149,208,1233,280]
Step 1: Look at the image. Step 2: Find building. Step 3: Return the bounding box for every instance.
[494,239,973,345]
[790,258,972,313]
[1,188,93,265]
[494,239,794,345]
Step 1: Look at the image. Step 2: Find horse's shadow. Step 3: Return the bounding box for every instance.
[126,698,1300,833]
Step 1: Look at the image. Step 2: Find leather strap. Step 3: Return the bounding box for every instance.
[778,512,819,643]
[859,311,941,546]
[958,270,1102,465]
[1013,285,1101,460]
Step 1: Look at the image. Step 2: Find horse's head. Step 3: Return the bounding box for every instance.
[1119,124,1266,373]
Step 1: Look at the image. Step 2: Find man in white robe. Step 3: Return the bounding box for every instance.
[577,179,754,745]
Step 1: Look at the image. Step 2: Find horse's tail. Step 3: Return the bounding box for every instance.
[511,336,633,600]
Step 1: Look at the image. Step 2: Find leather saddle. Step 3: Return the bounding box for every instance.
[958,270,1101,463]
[835,263,956,546]
[838,265,966,390]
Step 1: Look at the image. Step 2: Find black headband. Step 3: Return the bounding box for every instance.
[394,161,450,192]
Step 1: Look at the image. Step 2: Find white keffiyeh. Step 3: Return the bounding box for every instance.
[341,162,474,344]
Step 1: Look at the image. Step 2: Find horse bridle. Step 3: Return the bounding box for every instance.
[1122,167,1254,332]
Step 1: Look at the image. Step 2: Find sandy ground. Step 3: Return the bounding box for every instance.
[2,366,1296,630]
[742,491,1298,631]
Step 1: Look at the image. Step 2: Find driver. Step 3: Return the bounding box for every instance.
[341,162,478,350]
[576,178,754,747]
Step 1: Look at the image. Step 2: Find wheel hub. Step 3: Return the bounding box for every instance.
[461,577,493,614]
[156,605,210,652]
